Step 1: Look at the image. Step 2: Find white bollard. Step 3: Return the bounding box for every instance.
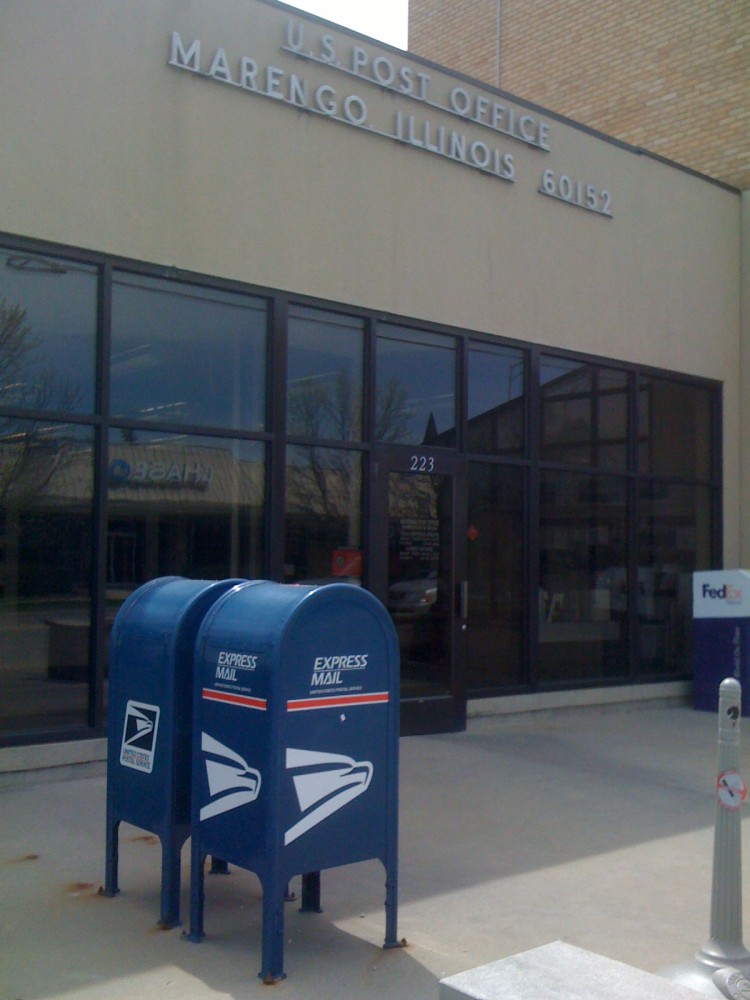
[659,678,750,997]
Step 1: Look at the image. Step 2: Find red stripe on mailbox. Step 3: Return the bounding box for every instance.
[202,688,267,711]
[287,691,389,712]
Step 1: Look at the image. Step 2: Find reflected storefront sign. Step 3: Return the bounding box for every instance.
[104,438,265,592]
[108,457,213,489]
[106,442,262,505]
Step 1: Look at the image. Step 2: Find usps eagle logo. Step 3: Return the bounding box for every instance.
[197,736,373,841]
[285,748,373,845]
[119,700,161,773]
[200,733,262,821]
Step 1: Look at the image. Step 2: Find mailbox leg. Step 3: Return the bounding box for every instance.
[159,830,184,928]
[299,871,322,913]
[383,863,401,949]
[259,877,287,982]
[103,815,121,898]
[187,845,206,943]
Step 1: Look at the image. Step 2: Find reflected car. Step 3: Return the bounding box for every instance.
[388,572,438,617]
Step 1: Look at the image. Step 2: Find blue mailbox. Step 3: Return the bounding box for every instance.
[104,576,246,926]
[693,570,750,715]
[187,581,400,982]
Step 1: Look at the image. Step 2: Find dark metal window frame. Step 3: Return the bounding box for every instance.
[0,232,723,744]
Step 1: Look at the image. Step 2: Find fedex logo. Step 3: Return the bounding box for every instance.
[702,584,743,605]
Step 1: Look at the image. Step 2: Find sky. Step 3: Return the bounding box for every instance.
[285,0,409,49]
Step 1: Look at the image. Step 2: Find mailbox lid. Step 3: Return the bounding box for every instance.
[109,576,248,706]
[110,577,246,643]
[279,583,399,725]
[195,581,399,714]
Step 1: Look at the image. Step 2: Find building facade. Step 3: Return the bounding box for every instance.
[0,0,745,750]
[408,0,750,191]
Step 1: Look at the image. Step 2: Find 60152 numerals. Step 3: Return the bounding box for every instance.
[539,169,613,217]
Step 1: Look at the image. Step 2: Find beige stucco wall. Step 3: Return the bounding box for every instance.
[0,0,743,560]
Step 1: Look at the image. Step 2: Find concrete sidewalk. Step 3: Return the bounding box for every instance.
[2,701,749,999]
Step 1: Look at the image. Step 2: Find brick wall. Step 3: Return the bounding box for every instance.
[409,0,499,85]
[409,0,750,190]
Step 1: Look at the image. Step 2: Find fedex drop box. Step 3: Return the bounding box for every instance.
[693,570,750,714]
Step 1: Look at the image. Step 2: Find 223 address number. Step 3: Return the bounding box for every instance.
[539,169,613,218]
[410,454,435,473]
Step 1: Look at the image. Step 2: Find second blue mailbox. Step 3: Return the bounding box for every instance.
[188,581,400,982]
[104,576,246,927]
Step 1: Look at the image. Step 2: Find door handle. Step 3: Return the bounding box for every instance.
[457,580,469,620]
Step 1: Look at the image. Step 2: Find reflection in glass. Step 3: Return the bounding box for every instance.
[388,472,451,698]
[638,376,713,479]
[0,247,97,414]
[597,368,629,470]
[106,429,265,593]
[284,445,361,584]
[287,306,363,442]
[538,470,628,682]
[111,274,266,430]
[637,480,712,675]
[467,343,525,456]
[0,419,93,736]
[541,356,591,465]
[376,326,456,446]
[541,356,628,469]
[467,463,525,690]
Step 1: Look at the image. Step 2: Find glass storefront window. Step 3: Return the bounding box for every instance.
[287,306,363,441]
[638,376,713,479]
[637,480,713,675]
[467,462,525,691]
[0,247,97,415]
[0,236,725,742]
[0,419,94,737]
[284,445,361,584]
[541,357,628,469]
[538,470,629,683]
[541,357,591,465]
[376,325,456,446]
[111,274,267,430]
[467,343,525,456]
[597,368,629,470]
[106,429,265,599]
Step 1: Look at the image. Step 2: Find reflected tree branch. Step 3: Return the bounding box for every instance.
[0,299,83,504]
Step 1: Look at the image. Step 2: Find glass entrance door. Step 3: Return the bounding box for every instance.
[371,449,467,734]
